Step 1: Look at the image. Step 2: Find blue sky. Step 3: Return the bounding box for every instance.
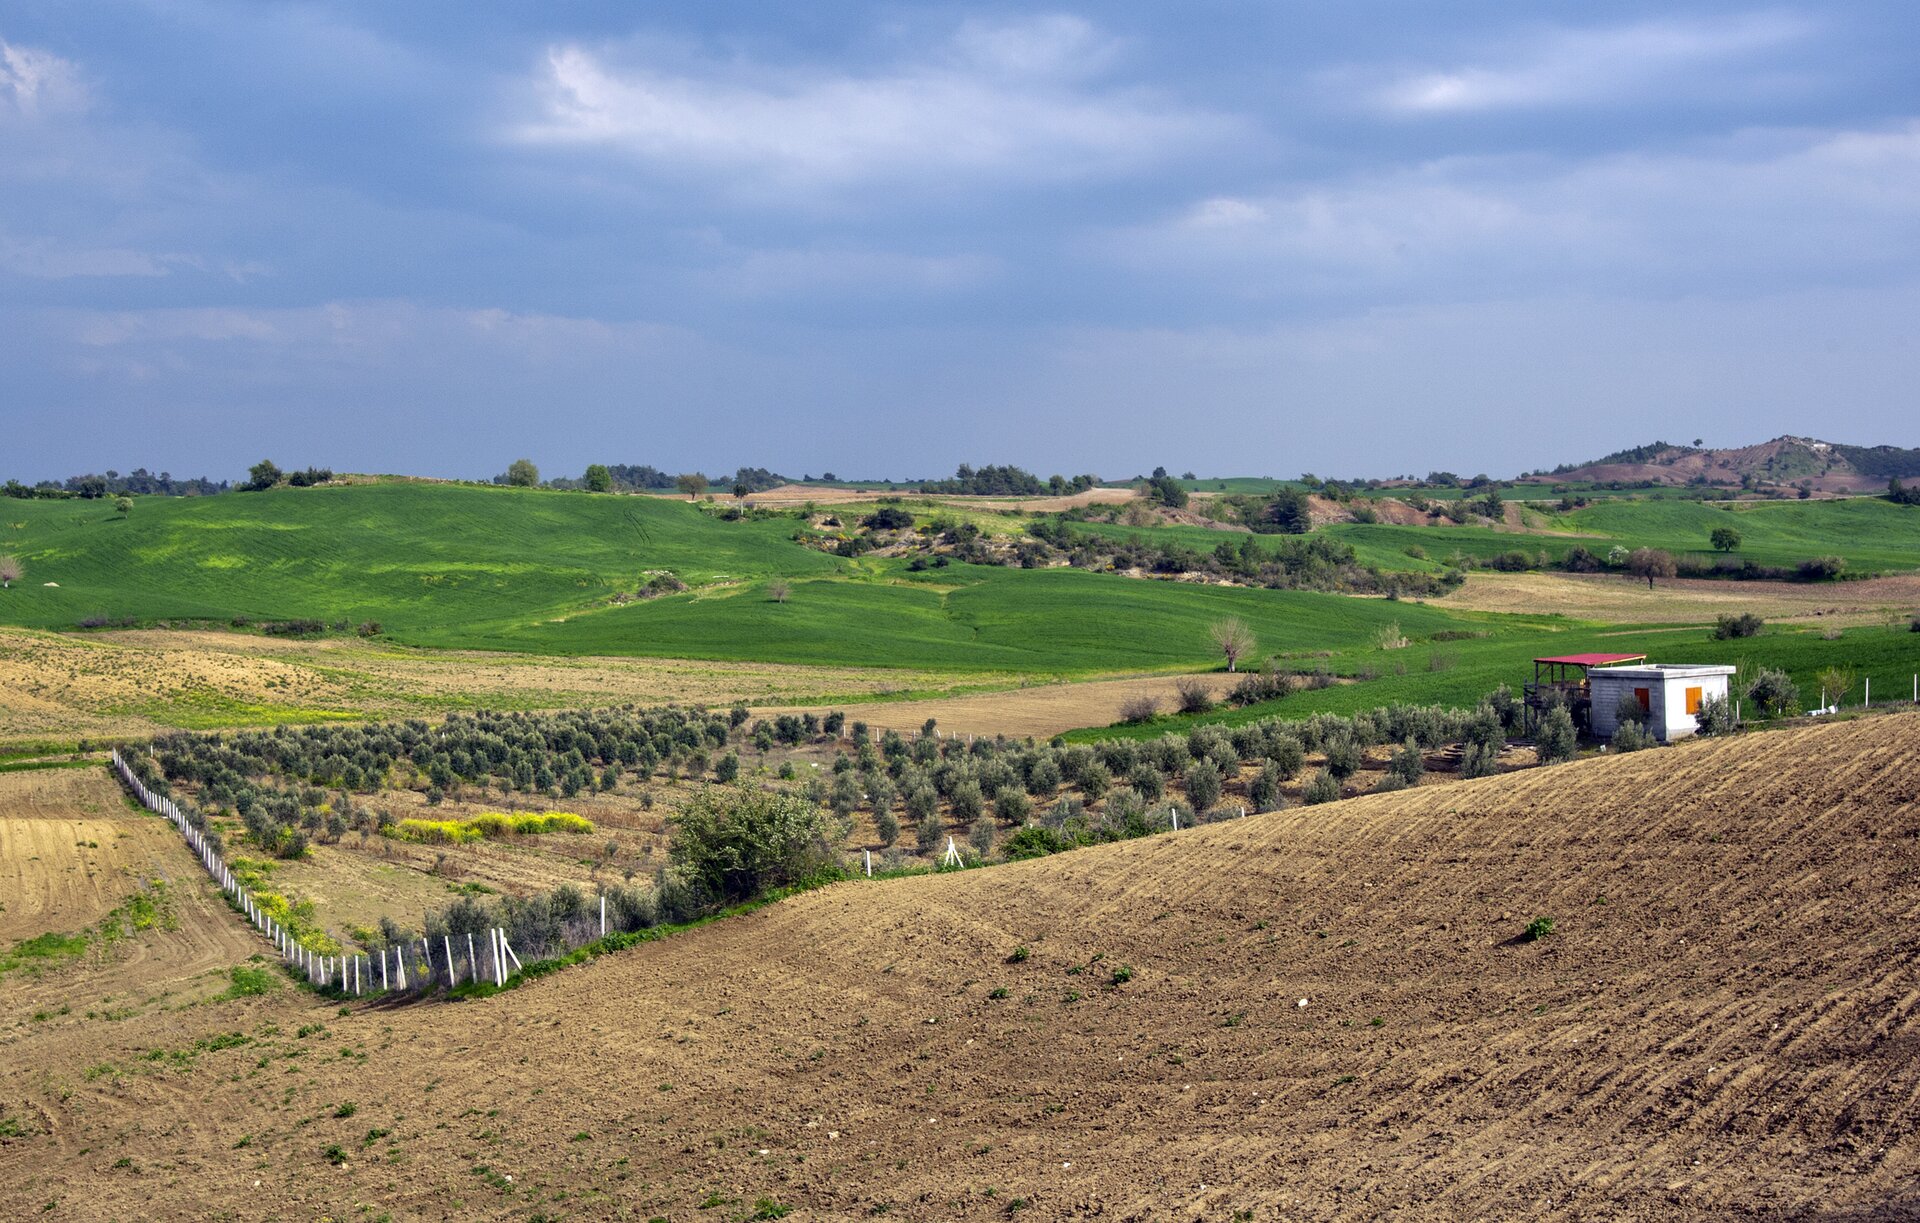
[3,2,1917,483]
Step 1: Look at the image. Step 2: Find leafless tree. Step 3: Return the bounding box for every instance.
[1209,616,1256,672]
[768,580,791,603]
[0,555,20,588]
[1627,547,1677,589]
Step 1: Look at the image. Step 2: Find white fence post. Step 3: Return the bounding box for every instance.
[445,934,456,986]
[600,894,607,938]
[468,932,477,984]
[864,849,872,878]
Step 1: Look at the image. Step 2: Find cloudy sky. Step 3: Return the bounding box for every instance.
[3,2,1916,483]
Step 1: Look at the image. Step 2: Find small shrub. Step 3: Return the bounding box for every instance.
[1006,945,1030,964]
[1712,612,1764,640]
[1535,707,1577,764]
[1795,555,1846,582]
[1117,695,1158,725]
[1745,668,1800,718]
[1109,964,1133,987]
[1520,917,1555,942]
[1302,770,1339,805]
[1609,720,1655,753]
[1174,678,1214,714]
[1695,694,1736,735]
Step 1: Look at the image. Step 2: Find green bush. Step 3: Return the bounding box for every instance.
[1183,758,1222,810]
[1303,770,1339,805]
[1520,916,1555,942]
[1745,668,1800,718]
[1712,612,1764,640]
[1323,737,1361,779]
[666,786,837,906]
[1385,740,1424,785]
[1535,707,1577,764]
[1609,721,1655,752]
[1695,694,1736,735]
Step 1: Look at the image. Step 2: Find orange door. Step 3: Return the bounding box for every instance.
[1685,687,1703,714]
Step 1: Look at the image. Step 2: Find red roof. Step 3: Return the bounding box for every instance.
[1534,653,1646,667]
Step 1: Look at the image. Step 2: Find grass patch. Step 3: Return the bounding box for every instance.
[383,811,594,844]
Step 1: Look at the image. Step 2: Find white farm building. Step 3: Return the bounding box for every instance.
[1587,663,1736,743]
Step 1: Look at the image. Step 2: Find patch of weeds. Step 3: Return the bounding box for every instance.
[1006,946,1029,964]
[334,1102,357,1118]
[1108,964,1133,987]
[0,1115,29,1138]
[569,1131,590,1142]
[323,1144,347,1166]
[1222,1012,1246,1028]
[362,1127,391,1148]
[296,1022,327,1039]
[988,987,1009,1000]
[697,1190,732,1209]
[1368,1016,1385,1028]
[216,965,277,1001]
[1063,990,1082,1004]
[1520,917,1555,942]
[751,1200,793,1220]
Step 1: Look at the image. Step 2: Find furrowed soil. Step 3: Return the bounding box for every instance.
[4,714,1919,1219]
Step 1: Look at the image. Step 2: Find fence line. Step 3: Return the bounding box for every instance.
[110,750,520,998]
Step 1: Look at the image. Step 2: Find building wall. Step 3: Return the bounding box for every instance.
[1589,671,1730,742]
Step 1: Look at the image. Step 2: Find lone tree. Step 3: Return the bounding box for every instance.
[1627,547,1677,589]
[1710,526,1741,553]
[113,496,133,516]
[506,458,540,487]
[675,472,708,500]
[1209,616,1256,672]
[583,464,613,493]
[767,580,791,603]
[243,459,283,491]
[0,555,20,588]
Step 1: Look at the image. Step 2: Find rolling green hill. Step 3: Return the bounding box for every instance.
[0,484,1512,674]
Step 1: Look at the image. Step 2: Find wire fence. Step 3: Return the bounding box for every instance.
[111,749,533,997]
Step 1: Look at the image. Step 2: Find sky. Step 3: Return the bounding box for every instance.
[2,1,1917,484]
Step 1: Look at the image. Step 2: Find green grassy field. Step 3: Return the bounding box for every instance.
[0,483,842,634]
[481,565,1502,672]
[0,484,1517,675]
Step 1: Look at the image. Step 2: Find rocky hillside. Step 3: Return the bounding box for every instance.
[1529,436,1920,492]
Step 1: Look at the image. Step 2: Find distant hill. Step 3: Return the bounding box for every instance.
[1524,436,1920,492]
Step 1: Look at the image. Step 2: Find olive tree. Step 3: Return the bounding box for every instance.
[114,496,133,516]
[1209,616,1256,672]
[675,472,708,500]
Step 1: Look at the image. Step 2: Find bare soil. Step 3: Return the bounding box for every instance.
[1441,570,1920,625]
[0,627,978,748]
[757,671,1243,740]
[5,714,1919,1219]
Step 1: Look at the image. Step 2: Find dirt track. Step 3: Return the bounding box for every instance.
[4,715,1920,1219]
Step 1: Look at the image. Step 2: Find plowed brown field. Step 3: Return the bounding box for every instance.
[4,715,1920,1220]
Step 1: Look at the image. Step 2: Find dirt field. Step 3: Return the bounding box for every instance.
[5,714,1918,1219]
[757,671,1243,740]
[1441,570,1920,625]
[0,626,980,748]
[0,768,263,1053]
